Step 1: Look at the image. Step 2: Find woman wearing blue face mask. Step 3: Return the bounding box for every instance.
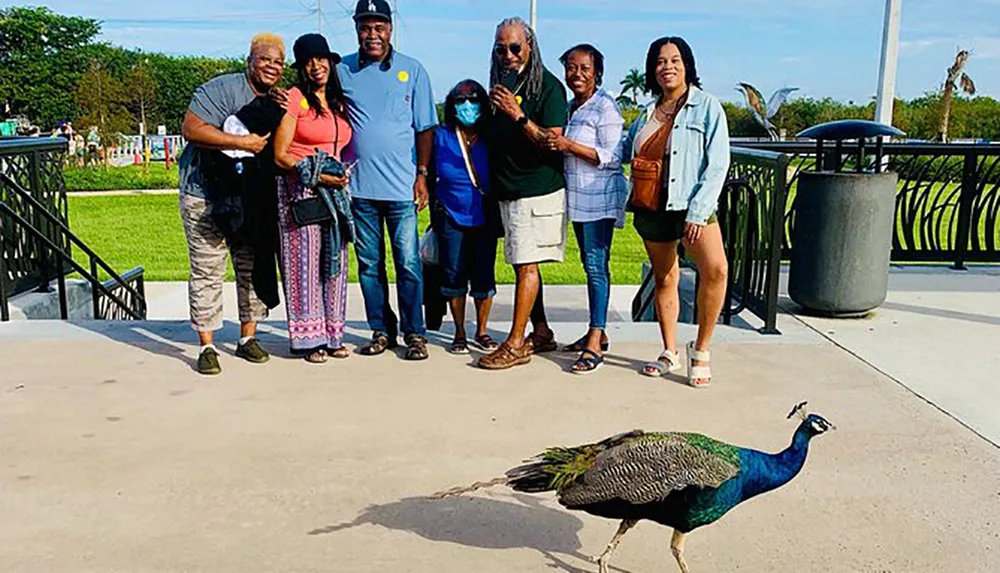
[428,79,502,354]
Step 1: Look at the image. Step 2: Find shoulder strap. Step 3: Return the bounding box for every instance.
[454,126,480,190]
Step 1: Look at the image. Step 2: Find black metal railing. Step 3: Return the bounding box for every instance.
[716,148,788,334]
[741,141,1000,269]
[631,147,789,334]
[0,137,72,295]
[0,165,146,322]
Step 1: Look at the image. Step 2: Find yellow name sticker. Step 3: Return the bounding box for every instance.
[300,98,310,110]
[397,71,410,83]
[515,95,523,105]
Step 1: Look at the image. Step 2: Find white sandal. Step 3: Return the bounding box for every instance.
[686,341,712,388]
[642,349,680,377]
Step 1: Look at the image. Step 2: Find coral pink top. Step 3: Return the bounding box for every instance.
[284,86,352,163]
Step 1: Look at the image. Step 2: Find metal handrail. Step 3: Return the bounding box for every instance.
[1,172,146,308]
[0,201,144,320]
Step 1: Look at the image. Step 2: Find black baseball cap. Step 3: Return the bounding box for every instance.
[291,33,341,68]
[353,0,392,23]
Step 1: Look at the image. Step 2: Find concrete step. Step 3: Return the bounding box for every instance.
[4,279,95,320]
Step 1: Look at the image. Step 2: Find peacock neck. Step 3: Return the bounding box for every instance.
[741,424,812,499]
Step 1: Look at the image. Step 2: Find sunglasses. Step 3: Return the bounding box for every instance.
[494,43,523,57]
[454,94,478,103]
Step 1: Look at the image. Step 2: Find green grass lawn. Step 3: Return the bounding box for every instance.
[67,194,649,284]
[64,164,180,192]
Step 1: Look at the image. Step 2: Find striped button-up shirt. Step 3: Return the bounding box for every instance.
[563,88,628,226]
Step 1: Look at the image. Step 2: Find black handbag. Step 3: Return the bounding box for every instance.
[291,118,342,227]
[291,195,334,226]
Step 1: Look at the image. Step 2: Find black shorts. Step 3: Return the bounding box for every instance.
[633,209,719,243]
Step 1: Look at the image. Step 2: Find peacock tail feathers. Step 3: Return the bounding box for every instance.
[506,430,744,509]
[506,430,645,493]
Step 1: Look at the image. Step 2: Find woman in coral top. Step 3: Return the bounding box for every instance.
[274,34,353,363]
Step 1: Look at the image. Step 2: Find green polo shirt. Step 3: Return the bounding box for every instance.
[489,68,568,201]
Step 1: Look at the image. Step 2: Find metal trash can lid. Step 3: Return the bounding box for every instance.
[797,119,905,140]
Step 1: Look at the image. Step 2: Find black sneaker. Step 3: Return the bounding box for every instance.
[197,347,222,376]
[235,338,270,364]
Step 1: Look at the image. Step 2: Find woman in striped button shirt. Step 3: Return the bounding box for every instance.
[544,43,628,374]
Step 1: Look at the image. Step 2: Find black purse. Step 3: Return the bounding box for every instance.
[292,195,334,226]
[291,114,341,227]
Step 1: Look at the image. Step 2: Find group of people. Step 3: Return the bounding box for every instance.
[51,121,99,167]
[178,0,731,388]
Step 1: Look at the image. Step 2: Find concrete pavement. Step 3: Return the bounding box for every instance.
[2,321,998,572]
[1,268,998,572]
[779,265,1000,448]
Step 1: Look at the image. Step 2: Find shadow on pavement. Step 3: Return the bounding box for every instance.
[307,493,635,573]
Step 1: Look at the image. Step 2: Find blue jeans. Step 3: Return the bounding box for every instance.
[352,198,425,337]
[573,219,615,330]
[434,209,497,300]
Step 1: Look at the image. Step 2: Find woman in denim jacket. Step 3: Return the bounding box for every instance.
[622,36,730,387]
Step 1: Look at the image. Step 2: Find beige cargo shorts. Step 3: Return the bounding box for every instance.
[499,189,567,266]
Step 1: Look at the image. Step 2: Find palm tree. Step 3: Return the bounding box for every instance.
[619,68,646,107]
[938,49,976,142]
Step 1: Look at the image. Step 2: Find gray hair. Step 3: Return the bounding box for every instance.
[489,17,544,101]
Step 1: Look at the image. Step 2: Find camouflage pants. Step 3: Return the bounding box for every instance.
[179,193,268,332]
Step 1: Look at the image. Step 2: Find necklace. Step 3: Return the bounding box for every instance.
[654,91,687,122]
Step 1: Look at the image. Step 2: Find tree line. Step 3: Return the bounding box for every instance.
[619,66,1000,141]
[3,7,998,143]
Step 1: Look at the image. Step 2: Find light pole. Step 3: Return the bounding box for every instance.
[530,0,537,30]
[875,0,902,127]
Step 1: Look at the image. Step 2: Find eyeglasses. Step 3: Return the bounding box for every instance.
[494,43,523,57]
[454,94,477,103]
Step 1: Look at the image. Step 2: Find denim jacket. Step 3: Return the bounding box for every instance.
[294,150,356,277]
[622,85,730,225]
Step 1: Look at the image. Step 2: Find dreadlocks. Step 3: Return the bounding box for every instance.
[489,17,545,102]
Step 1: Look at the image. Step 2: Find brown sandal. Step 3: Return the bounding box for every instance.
[527,330,558,354]
[360,332,397,356]
[477,341,532,370]
[404,334,429,361]
[329,347,351,359]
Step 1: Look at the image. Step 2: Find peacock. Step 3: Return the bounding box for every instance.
[433,402,834,573]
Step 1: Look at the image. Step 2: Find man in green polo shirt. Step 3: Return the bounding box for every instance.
[478,16,568,370]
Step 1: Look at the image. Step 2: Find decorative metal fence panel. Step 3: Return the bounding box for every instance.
[719,148,789,334]
[742,142,1000,268]
[0,138,71,296]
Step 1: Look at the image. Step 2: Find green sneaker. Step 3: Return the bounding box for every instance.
[197,347,222,376]
[235,338,270,364]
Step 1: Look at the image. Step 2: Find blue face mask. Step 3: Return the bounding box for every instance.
[455,101,481,127]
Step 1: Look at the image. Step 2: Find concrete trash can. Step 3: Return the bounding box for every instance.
[789,119,905,316]
[788,170,897,315]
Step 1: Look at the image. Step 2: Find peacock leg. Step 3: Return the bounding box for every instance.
[588,519,638,573]
[670,529,691,573]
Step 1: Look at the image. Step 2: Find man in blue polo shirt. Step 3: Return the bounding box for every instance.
[339,0,437,360]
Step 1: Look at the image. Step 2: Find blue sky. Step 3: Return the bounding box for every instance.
[13,0,1000,104]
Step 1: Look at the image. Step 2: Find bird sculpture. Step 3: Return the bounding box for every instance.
[433,402,834,573]
[736,83,799,140]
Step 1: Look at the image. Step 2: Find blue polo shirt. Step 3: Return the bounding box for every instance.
[337,49,437,202]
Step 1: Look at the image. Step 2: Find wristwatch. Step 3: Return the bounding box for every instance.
[417,166,429,177]
[516,115,529,126]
